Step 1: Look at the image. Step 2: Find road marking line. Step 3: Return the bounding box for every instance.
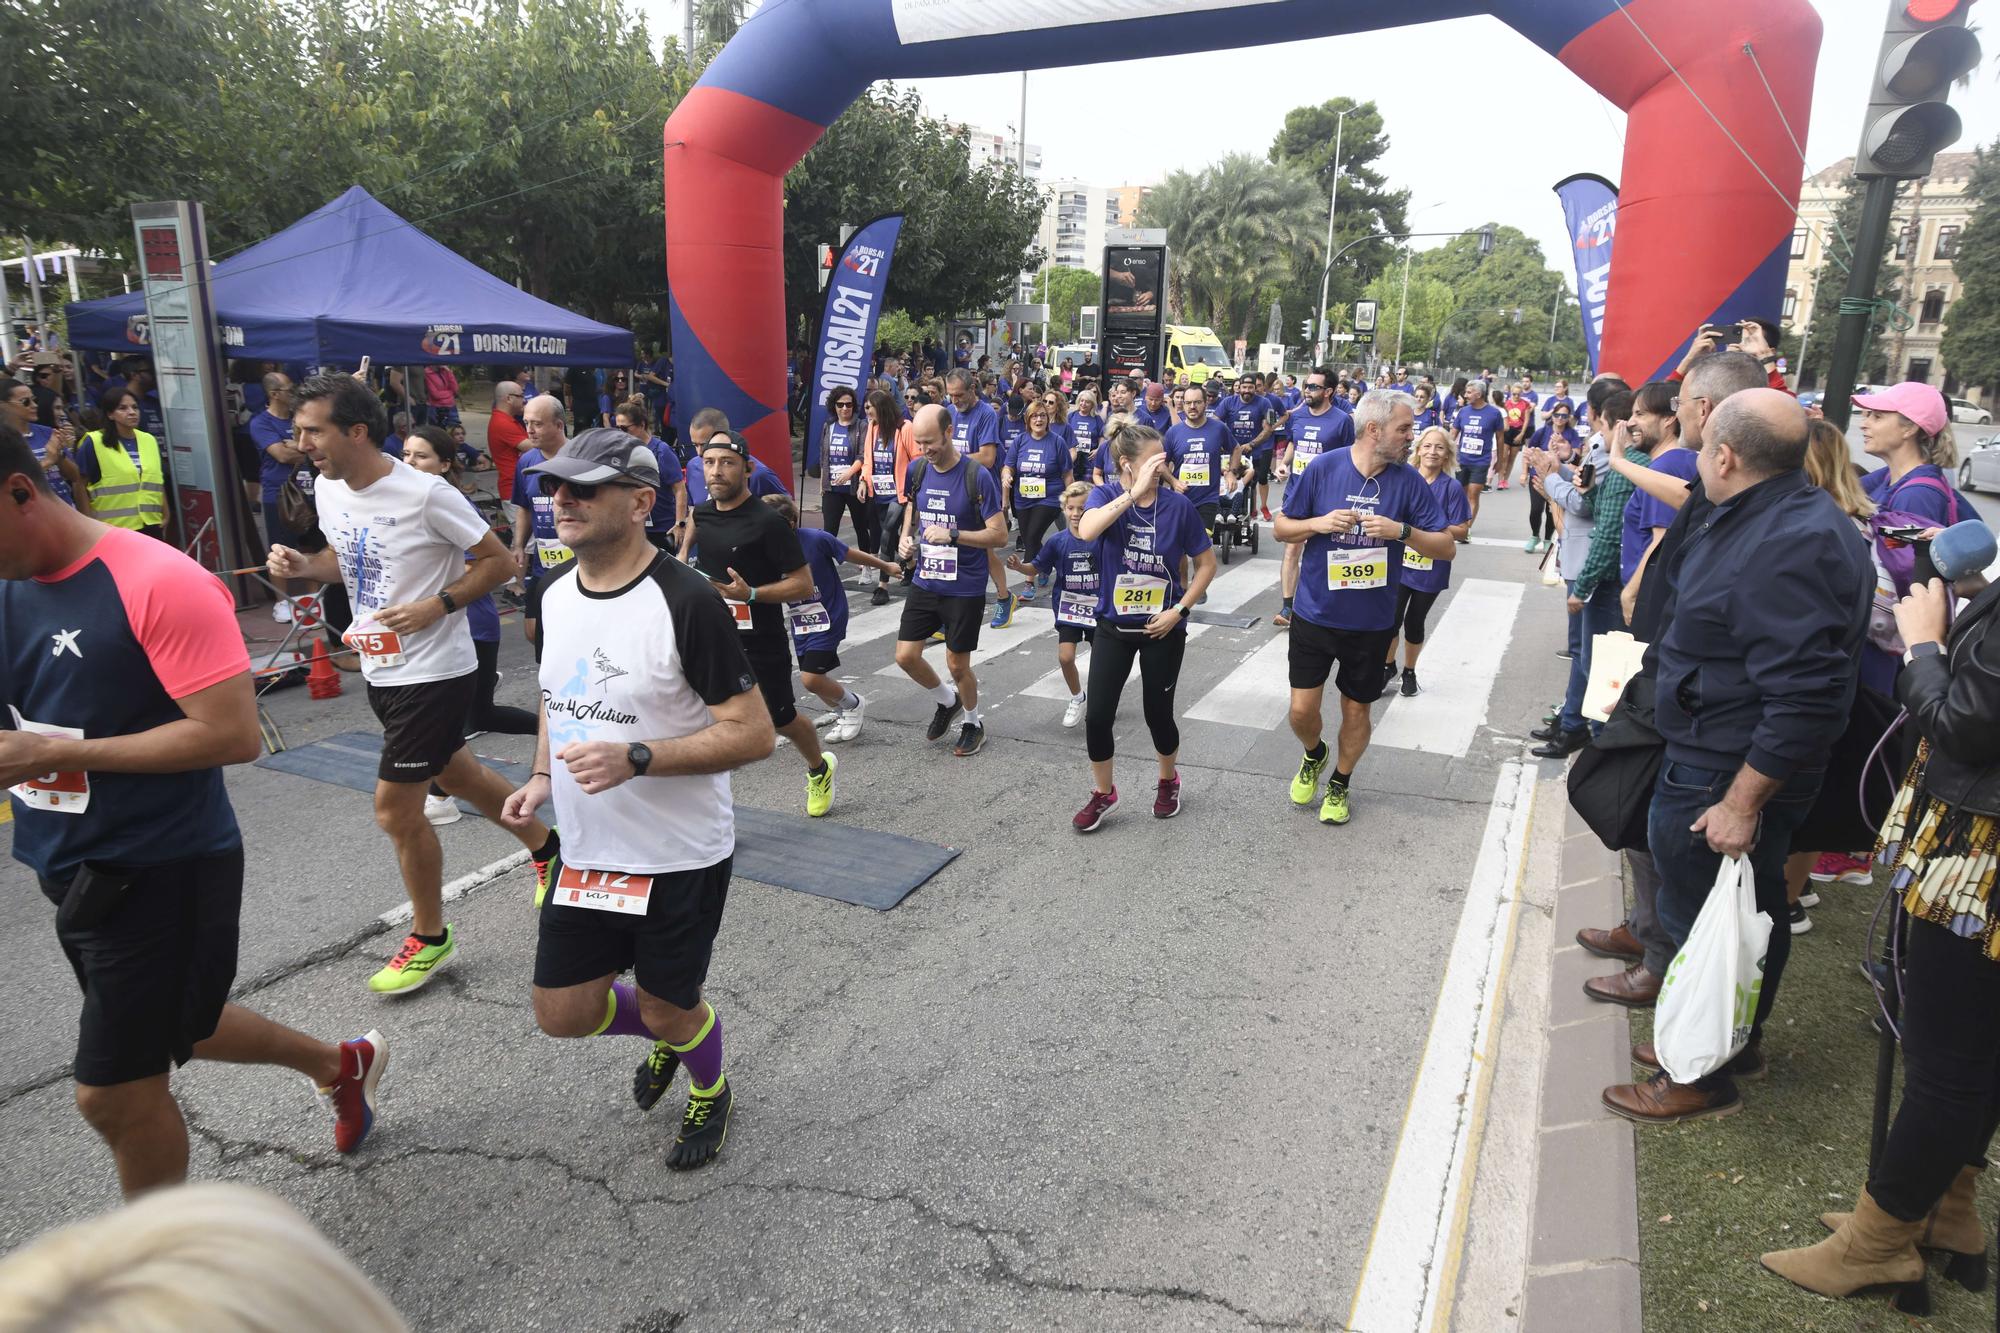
[1183,630,1292,726]
[1374,580,1525,757]
[376,850,529,929]
[1200,553,1281,613]
[871,603,1057,678]
[1345,759,1537,1332]
[1020,623,1213,700]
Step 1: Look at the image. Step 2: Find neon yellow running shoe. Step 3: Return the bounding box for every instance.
[533,849,560,909]
[805,751,837,818]
[1319,783,1351,826]
[368,926,455,994]
[1289,748,1328,806]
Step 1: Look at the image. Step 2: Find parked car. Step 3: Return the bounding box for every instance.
[1960,433,2000,494]
[1950,396,1993,426]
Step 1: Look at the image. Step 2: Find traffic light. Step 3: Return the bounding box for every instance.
[1855,0,1980,179]
[816,243,834,291]
[1477,226,1495,256]
[1300,319,1315,342]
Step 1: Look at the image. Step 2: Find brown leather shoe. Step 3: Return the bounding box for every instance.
[1584,962,1661,1008]
[1576,922,1643,962]
[1602,1071,1742,1124]
[1631,1039,1767,1082]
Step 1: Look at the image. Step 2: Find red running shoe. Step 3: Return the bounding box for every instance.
[320,1029,388,1154]
[1808,851,1874,885]
[1073,787,1118,833]
[1153,773,1182,819]
[1259,506,1272,522]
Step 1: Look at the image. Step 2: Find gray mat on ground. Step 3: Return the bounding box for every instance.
[255,731,955,910]
[1189,609,1259,629]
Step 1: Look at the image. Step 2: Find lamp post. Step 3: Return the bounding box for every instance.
[1312,107,1351,365]
[1318,226,1493,364]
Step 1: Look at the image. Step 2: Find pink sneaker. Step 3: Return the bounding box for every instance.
[1153,773,1182,819]
[320,1029,388,1154]
[1808,851,1874,885]
[1073,787,1118,833]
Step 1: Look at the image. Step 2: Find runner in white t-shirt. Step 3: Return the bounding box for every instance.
[267,374,561,996]
[501,428,773,1172]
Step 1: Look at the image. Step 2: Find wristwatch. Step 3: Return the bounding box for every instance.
[436,589,458,614]
[1906,641,1943,665]
[626,742,653,777]
[1398,521,1412,542]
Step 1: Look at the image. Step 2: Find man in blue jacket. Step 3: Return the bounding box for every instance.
[1602,388,1872,1126]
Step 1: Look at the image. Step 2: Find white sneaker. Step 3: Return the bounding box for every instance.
[829,695,866,742]
[1062,695,1086,729]
[272,598,293,624]
[424,793,462,826]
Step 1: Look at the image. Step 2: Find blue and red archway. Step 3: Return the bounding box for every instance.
[665,0,1821,478]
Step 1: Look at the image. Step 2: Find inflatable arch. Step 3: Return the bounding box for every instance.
[664,0,1821,477]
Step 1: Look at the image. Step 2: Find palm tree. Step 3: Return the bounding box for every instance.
[1139,156,1320,345]
[697,0,748,45]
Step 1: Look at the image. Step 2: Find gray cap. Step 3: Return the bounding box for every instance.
[525,427,660,487]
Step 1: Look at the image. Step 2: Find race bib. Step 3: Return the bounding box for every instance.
[536,537,574,569]
[873,468,896,493]
[1111,572,1169,616]
[725,599,753,631]
[1180,460,1211,487]
[1019,476,1047,500]
[344,625,406,667]
[1460,437,1486,457]
[555,864,655,916]
[788,600,832,635]
[1056,590,1097,627]
[6,710,87,814]
[918,542,958,581]
[1402,548,1435,571]
[1328,547,1389,591]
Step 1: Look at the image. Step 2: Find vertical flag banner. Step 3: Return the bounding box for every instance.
[1554,174,1617,377]
[804,214,905,473]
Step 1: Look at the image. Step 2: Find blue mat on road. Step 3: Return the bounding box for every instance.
[255,731,956,910]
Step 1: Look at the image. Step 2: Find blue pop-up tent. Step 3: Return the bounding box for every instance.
[66,186,633,367]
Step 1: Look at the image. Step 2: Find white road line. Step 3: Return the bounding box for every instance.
[376,850,529,928]
[1373,579,1525,758]
[1184,631,1292,727]
[1345,760,1535,1332]
[839,601,907,649]
[1020,622,1213,700]
[1466,535,1527,549]
[872,603,1056,677]
[1201,553,1281,613]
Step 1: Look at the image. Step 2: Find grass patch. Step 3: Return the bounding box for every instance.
[1635,877,1997,1331]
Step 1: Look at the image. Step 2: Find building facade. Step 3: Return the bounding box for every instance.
[1038,179,1122,271]
[957,124,1043,178]
[1786,152,1978,399]
[1109,184,1153,228]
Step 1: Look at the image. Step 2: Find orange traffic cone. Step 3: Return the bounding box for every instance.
[307,635,343,699]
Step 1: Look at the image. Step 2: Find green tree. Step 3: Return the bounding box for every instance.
[1941,141,2000,396]
[1792,177,1905,390]
[1418,227,1585,373]
[1269,97,1411,340]
[1031,266,1098,343]
[1362,263,1455,369]
[1136,154,1320,347]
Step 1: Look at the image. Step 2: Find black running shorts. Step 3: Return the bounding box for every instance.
[533,855,733,1010]
[367,671,478,782]
[897,587,983,654]
[1287,615,1396,703]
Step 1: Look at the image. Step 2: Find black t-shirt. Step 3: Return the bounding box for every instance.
[691,498,806,645]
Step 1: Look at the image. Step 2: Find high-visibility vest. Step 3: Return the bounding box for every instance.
[86,430,167,531]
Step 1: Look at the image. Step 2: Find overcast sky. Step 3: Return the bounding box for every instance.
[640,3,2000,291]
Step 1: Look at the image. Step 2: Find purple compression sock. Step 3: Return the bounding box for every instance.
[671,1006,724,1091]
[595,981,655,1039]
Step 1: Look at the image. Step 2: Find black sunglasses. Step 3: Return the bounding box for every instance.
[538,475,642,499]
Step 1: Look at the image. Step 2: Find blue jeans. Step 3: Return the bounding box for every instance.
[1560,583,1625,735]
[1647,759,1823,1077]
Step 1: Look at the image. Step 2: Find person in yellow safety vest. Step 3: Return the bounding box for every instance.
[78,388,167,540]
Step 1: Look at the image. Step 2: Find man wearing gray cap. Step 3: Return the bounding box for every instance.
[503,427,773,1171]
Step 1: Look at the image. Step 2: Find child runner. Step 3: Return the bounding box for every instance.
[762,494,902,742]
[1005,482,1100,729]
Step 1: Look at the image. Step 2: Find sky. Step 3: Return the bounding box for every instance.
[639,2,2000,293]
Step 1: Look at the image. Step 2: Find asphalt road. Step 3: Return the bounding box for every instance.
[0,477,1689,1329]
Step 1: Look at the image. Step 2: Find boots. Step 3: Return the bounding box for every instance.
[1763,1187,1929,1311]
[1821,1164,1987,1290]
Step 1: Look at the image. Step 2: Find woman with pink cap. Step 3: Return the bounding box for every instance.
[1855,381,1964,529]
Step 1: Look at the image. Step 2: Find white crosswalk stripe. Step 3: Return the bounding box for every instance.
[1372,579,1524,758]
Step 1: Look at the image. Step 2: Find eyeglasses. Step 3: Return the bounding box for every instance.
[537,475,643,499]
[833,400,856,410]
[1667,395,1709,414]
[1305,382,1329,391]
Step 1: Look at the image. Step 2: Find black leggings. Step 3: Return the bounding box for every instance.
[823,489,877,553]
[1016,504,1059,557]
[1871,916,2000,1221]
[1085,625,1186,764]
[1527,481,1555,541]
[1394,585,1440,644]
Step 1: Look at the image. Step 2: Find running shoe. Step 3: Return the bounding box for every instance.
[367,927,455,994]
[1808,852,1874,885]
[1787,902,1813,935]
[1073,787,1118,833]
[1259,506,1272,522]
[668,1080,733,1171]
[423,793,461,826]
[870,584,890,606]
[829,695,865,742]
[1153,773,1182,819]
[1494,478,1510,491]
[318,1029,388,1154]
[1400,668,1420,697]
[1018,581,1036,603]
[1061,695,1086,729]
[1523,538,1538,552]
[805,752,837,818]
[1799,888,1821,909]
[633,1040,681,1111]
[1319,782,1352,826]
[1289,748,1328,806]
[1272,607,1293,629]
[989,593,1018,629]
[1381,661,1397,687]
[929,629,946,643]
[533,850,559,908]
[926,696,964,741]
[953,720,986,757]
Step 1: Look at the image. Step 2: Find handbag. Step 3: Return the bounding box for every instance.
[278,474,317,537]
[1654,854,1772,1083]
[1566,673,1664,853]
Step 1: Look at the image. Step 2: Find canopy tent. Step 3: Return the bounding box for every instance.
[66,186,633,367]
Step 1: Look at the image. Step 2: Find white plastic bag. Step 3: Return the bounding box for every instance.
[1653,855,1772,1084]
[1582,631,1647,722]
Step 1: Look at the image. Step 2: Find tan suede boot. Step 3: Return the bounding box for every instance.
[1764,1187,1928,1306]
[1820,1165,1986,1288]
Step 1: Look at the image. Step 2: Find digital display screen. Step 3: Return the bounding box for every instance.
[140,226,183,281]
[1103,247,1162,326]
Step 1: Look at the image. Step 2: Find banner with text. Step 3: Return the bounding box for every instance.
[1554,174,1617,377]
[805,214,905,473]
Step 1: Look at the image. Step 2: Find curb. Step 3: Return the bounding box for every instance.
[1519,801,1643,1332]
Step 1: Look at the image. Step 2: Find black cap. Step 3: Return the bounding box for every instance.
[700,430,750,462]
[525,427,660,487]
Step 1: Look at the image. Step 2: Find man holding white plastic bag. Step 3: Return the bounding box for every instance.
[1601,389,1872,1126]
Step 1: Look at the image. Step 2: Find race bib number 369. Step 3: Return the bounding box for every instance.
[1328,546,1389,591]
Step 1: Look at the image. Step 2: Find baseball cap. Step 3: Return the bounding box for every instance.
[1852,381,1948,436]
[525,427,660,487]
[700,430,751,462]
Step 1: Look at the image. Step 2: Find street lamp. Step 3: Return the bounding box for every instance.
[1318,226,1494,363]
[1312,107,1352,365]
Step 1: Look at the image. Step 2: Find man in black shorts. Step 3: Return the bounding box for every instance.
[2,425,384,1195]
[268,374,559,995]
[688,428,836,816]
[894,403,1007,757]
[502,428,774,1170]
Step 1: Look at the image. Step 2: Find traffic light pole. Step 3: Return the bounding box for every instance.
[1818,174,1898,431]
